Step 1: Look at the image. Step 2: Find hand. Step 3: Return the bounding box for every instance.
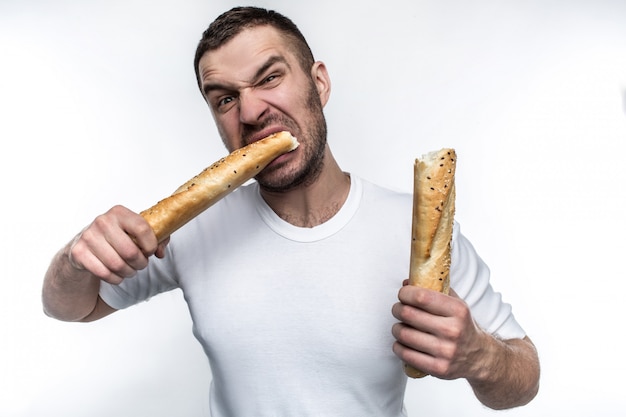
[67,205,168,285]
[391,281,491,380]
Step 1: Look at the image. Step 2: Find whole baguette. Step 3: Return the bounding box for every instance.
[404,148,456,379]
[140,131,299,242]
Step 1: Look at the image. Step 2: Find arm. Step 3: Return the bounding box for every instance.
[468,334,540,409]
[42,245,116,322]
[42,205,167,322]
[391,286,539,409]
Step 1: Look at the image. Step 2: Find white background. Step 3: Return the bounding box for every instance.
[1,0,625,415]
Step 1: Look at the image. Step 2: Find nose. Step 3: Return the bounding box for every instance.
[239,89,268,125]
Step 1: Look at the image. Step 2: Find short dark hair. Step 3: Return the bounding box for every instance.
[193,7,315,91]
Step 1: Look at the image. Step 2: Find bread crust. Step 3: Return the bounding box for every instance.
[140,131,299,242]
[405,148,456,378]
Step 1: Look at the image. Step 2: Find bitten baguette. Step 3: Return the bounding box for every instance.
[404,148,456,379]
[140,131,299,242]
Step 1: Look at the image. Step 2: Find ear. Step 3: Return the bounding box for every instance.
[311,61,331,107]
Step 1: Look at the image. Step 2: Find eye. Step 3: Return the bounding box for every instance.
[261,73,280,86]
[213,94,238,113]
[218,96,235,107]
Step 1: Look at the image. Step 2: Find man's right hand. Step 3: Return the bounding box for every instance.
[68,205,166,284]
[43,205,168,322]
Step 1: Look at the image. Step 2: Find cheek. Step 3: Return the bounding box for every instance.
[214,115,244,151]
[264,79,311,115]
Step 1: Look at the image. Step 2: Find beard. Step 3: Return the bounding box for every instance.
[250,82,328,193]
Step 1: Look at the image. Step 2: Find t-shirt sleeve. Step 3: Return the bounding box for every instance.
[450,222,526,340]
[99,250,179,310]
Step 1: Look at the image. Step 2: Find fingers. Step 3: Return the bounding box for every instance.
[391,336,438,375]
[393,285,472,340]
[391,319,439,356]
[392,318,458,377]
[68,205,160,284]
[391,313,459,378]
[397,284,464,318]
[391,289,448,360]
[392,294,439,336]
[391,284,475,378]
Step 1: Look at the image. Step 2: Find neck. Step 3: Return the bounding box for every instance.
[259,148,350,228]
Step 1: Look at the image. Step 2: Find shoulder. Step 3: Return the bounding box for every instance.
[348,176,413,234]
[357,176,412,210]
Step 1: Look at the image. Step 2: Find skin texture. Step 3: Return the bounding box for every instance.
[42,22,539,410]
[197,26,350,227]
[392,283,539,409]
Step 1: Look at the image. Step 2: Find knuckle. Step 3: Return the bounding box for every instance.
[92,212,111,230]
[392,323,417,348]
[442,323,462,341]
[395,324,413,343]
[103,250,138,277]
[432,360,452,378]
[440,341,458,361]
[109,204,128,215]
[122,246,149,270]
[455,302,471,320]
[394,304,415,324]
[68,242,85,267]
[135,219,153,236]
[88,262,114,281]
[411,286,436,306]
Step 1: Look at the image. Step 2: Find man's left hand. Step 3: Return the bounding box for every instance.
[391,282,491,380]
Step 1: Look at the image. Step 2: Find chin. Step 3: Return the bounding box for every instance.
[258,162,323,193]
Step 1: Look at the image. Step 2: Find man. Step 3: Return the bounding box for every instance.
[43,6,539,416]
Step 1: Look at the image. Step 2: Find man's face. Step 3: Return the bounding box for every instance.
[197,25,330,192]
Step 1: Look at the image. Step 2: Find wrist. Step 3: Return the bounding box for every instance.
[467,330,508,386]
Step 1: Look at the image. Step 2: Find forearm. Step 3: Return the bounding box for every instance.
[42,243,101,322]
[468,335,540,410]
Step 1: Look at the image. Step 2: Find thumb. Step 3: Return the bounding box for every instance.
[154,237,170,259]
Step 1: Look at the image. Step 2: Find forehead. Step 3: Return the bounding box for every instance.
[198,26,295,85]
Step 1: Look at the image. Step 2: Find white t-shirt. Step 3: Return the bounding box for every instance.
[101,175,525,417]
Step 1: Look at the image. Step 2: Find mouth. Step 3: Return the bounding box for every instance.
[246,126,295,145]
[259,151,295,176]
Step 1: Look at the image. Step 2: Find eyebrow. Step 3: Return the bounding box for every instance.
[202,54,290,97]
